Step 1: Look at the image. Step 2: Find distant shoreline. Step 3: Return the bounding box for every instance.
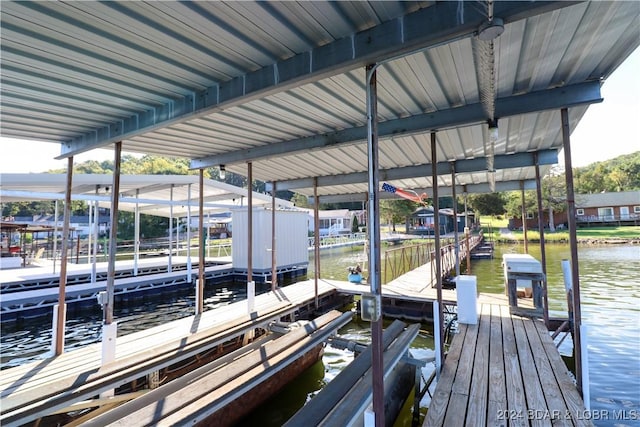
[494,236,640,245]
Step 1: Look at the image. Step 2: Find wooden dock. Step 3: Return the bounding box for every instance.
[424,303,591,427]
[1,251,586,426]
[0,279,345,426]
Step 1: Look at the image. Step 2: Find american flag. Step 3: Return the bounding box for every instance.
[381,182,428,204]
[381,182,397,193]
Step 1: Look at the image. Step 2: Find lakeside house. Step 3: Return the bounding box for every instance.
[509,190,640,230]
[304,209,366,236]
[406,207,476,236]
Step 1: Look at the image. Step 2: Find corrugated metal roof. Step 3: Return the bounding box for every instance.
[0,174,294,218]
[1,1,639,200]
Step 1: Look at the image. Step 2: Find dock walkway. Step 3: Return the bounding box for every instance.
[424,303,591,427]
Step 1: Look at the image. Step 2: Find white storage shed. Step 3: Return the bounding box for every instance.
[232,207,308,273]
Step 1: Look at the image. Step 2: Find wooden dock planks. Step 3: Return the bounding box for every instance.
[424,303,592,427]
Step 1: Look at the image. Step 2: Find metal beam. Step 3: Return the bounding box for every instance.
[60,1,574,158]
[276,150,557,191]
[309,179,538,204]
[191,81,598,169]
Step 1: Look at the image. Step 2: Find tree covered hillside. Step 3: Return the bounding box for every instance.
[573,151,640,193]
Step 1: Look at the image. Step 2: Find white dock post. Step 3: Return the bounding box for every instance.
[364,406,375,427]
[247,280,255,313]
[50,303,67,355]
[100,322,118,398]
[456,275,478,324]
[433,300,442,380]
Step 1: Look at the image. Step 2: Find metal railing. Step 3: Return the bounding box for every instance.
[382,235,482,285]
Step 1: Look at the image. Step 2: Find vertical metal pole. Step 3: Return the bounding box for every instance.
[521,181,529,253]
[464,188,469,229]
[88,192,93,267]
[207,211,211,258]
[366,63,384,427]
[134,188,140,276]
[54,156,73,355]
[92,187,98,283]
[169,185,174,273]
[105,141,122,325]
[451,162,460,276]
[534,154,549,327]
[198,170,205,315]
[247,162,253,284]
[431,132,444,367]
[561,107,583,395]
[464,187,471,274]
[53,200,59,274]
[271,181,277,291]
[187,183,192,283]
[314,178,320,309]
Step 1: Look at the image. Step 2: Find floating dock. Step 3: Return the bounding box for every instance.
[0,279,350,427]
[0,257,307,321]
[1,251,589,426]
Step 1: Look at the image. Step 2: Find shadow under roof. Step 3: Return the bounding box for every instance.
[1,1,638,200]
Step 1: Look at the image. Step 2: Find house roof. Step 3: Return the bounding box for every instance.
[1,1,639,201]
[576,191,640,208]
[301,208,351,219]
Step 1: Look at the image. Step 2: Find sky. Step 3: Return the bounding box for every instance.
[0,48,638,174]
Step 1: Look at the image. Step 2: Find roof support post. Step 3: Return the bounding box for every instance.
[561,107,583,395]
[134,189,140,276]
[366,63,384,427]
[247,161,253,284]
[88,190,94,275]
[198,170,205,315]
[313,177,320,309]
[451,162,460,276]
[431,132,444,368]
[169,185,174,273]
[521,181,529,253]
[464,187,470,275]
[271,181,277,291]
[92,187,99,283]
[187,184,192,284]
[534,154,549,327]
[105,141,122,326]
[53,200,59,275]
[54,156,73,355]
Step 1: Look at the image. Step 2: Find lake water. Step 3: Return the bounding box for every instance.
[303,243,640,426]
[1,243,638,426]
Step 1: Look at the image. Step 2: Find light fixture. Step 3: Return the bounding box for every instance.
[219,165,226,180]
[478,17,504,41]
[488,118,499,143]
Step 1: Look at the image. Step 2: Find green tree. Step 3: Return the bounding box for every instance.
[504,191,538,219]
[467,193,505,216]
[379,199,417,232]
[291,193,310,208]
[541,171,567,230]
[351,215,360,233]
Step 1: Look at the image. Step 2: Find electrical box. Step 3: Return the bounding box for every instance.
[361,293,381,322]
